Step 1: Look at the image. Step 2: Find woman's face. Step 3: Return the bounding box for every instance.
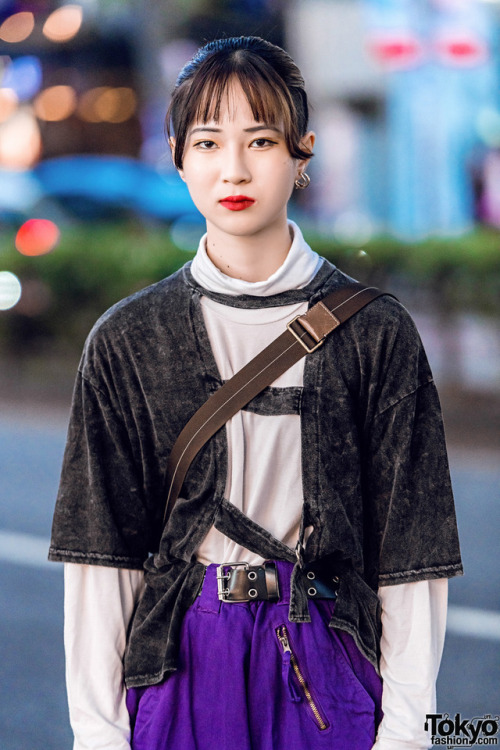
[172,81,314,244]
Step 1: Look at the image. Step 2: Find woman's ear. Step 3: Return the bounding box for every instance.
[169,137,185,181]
[298,130,315,171]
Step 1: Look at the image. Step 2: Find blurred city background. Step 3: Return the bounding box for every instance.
[0,0,498,748]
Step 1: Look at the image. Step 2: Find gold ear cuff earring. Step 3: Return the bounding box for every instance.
[294,172,310,189]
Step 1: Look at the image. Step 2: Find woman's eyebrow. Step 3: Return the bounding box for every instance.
[244,125,282,133]
[188,124,282,136]
[188,126,222,135]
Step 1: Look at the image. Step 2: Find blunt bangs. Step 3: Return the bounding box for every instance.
[167,42,313,169]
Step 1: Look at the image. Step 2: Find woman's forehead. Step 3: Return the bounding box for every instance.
[191,76,283,127]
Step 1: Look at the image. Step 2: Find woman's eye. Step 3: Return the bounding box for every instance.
[251,138,276,148]
[195,140,217,150]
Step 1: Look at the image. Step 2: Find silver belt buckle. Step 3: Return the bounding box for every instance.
[216,561,249,602]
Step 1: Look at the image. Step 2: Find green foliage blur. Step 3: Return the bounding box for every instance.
[0,221,499,357]
[0,223,192,355]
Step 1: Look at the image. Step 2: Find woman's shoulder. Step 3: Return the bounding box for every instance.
[87,264,190,343]
[318,268,433,403]
[319,265,417,336]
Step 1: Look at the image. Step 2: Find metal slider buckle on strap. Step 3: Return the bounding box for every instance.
[287,304,341,354]
[287,315,325,353]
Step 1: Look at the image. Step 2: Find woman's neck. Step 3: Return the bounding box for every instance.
[204,218,293,282]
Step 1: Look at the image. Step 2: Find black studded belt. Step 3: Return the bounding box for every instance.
[216,561,339,603]
[303,564,340,600]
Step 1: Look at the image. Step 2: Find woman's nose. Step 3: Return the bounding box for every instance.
[222,147,251,184]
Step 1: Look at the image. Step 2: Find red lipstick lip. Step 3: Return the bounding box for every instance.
[220,195,254,202]
[219,195,255,211]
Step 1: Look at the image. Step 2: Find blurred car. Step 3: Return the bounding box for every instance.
[0,154,202,225]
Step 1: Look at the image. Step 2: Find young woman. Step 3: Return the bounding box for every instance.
[49,36,462,750]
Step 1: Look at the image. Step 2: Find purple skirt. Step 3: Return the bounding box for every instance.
[127,561,383,750]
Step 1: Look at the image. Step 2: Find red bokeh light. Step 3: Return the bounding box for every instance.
[15,218,60,256]
[435,36,489,67]
[374,41,420,61]
[368,34,424,70]
[448,42,477,58]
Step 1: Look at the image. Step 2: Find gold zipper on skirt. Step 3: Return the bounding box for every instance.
[275,625,329,731]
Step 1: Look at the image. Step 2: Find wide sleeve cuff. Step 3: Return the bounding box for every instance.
[64,563,145,749]
[374,578,448,749]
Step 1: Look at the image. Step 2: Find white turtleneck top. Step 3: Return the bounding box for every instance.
[63,222,447,750]
[192,220,321,565]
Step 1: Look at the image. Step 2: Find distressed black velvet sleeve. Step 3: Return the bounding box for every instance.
[48,266,225,572]
[358,298,463,586]
[48,369,153,569]
[368,381,461,585]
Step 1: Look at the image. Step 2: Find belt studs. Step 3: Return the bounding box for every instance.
[248,570,257,581]
[308,587,317,596]
[248,588,258,598]
[306,571,316,580]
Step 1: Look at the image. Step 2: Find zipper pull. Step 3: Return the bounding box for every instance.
[276,627,301,703]
[277,626,291,654]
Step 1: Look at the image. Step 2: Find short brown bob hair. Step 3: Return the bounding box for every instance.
[166,36,313,170]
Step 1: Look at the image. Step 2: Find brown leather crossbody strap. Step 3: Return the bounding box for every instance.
[162,283,386,526]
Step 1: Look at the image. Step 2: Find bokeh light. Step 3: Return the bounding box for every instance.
[15,219,60,257]
[435,34,488,67]
[78,86,137,123]
[1,56,43,101]
[0,12,35,44]
[77,87,107,123]
[0,88,19,123]
[0,109,41,169]
[0,271,22,311]
[43,5,83,43]
[34,85,77,122]
[367,33,424,70]
[94,87,137,123]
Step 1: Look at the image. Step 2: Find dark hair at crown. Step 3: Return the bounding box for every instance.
[166,36,313,169]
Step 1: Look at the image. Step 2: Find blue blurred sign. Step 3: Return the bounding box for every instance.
[363,0,499,238]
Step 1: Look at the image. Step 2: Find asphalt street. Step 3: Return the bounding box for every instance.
[0,412,499,750]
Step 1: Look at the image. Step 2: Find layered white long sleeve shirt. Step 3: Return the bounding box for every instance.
[64,222,447,749]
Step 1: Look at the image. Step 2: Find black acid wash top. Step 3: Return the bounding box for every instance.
[49,259,463,688]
